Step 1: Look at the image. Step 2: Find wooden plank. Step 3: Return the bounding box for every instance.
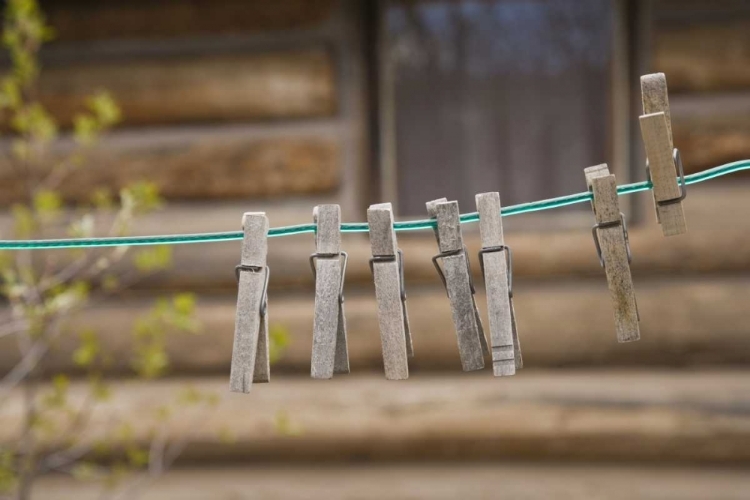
[3,370,750,464]
[41,0,336,42]
[35,50,336,128]
[3,276,750,375]
[653,21,750,93]
[34,464,750,500]
[0,124,341,204]
[671,93,750,174]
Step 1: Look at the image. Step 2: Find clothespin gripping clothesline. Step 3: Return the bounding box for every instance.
[0,159,748,251]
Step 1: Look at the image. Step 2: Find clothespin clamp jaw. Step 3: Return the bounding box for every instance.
[368,202,412,379]
[478,245,513,298]
[229,212,271,393]
[235,264,270,316]
[584,165,641,342]
[431,244,477,296]
[368,248,407,304]
[426,199,489,371]
[309,251,348,305]
[590,210,632,269]
[639,72,688,236]
[309,204,350,379]
[646,147,687,208]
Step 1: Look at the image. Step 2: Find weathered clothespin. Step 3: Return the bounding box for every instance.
[639,73,687,236]
[368,203,412,380]
[427,199,489,371]
[475,192,522,375]
[309,204,350,379]
[229,212,271,393]
[585,165,640,343]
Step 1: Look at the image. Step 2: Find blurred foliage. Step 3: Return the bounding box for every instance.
[0,1,258,498]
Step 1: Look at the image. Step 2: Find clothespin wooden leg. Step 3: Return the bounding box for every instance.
[585,165,640,343]
[230,212,270,393]
[640,73,687,236]
[310,205,350,379]
[476,192,520,376]
[427,199,486,371]
[426,199,489,358]
[368,203,411,380]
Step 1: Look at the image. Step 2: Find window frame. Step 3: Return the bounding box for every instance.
[372,0,640,228]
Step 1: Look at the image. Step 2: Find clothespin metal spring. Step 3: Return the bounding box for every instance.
[369,249,407,302]
[432,245,477,296]
[646,147,688,208]
[234,264,270,316]
[478,245,513,298]
[591,213,632,269]
[309,251,348,305]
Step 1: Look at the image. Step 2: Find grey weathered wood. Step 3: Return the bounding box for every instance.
[429,200,486,371]
[585,165,640,343]
[428,199,490,358]
[476,192,516,376]
[640,73,687,236]
[370,202,413,356]
[311,205,349,379]
[230,212,270,393]
[368,203,410,380]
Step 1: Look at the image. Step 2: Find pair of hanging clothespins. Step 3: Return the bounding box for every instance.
[639,72,688,236]
[229,213,271,393]
[427,197,521,375]
[586,72,689,343]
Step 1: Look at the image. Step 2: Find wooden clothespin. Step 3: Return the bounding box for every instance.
[585,165,640,343]
[426,199,489,371]
[639,73,687,236]
[475,192,522,376]
[309,204,350,379]
[368,203,412,380]
[229,212,271,393]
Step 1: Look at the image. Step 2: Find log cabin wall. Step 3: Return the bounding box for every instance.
[3,2,750,494]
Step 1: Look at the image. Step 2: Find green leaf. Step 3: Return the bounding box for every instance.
[73,114,98,146]
[90,187,113,209]
[269,323,291,364]
[73,329,99,368]
[132,245,172,273]
[33,189,62,220]
[87,91,121,127]
[125,447,149,467]
[172,293,196,316]
[120,181,163,215]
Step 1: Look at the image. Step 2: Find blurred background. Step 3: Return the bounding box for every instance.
[1,0,750,498]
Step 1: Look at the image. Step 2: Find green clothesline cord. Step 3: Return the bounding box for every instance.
[1,159,748,250]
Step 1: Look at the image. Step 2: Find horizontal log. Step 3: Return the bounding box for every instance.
[34,463,750,500]
[653,21,750,93]
[41,0,336,42]
[671,94,750,173]
[3,370,750,464]
[2,276,749,375]
[0,123,341,204]
[35,49,336,128]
